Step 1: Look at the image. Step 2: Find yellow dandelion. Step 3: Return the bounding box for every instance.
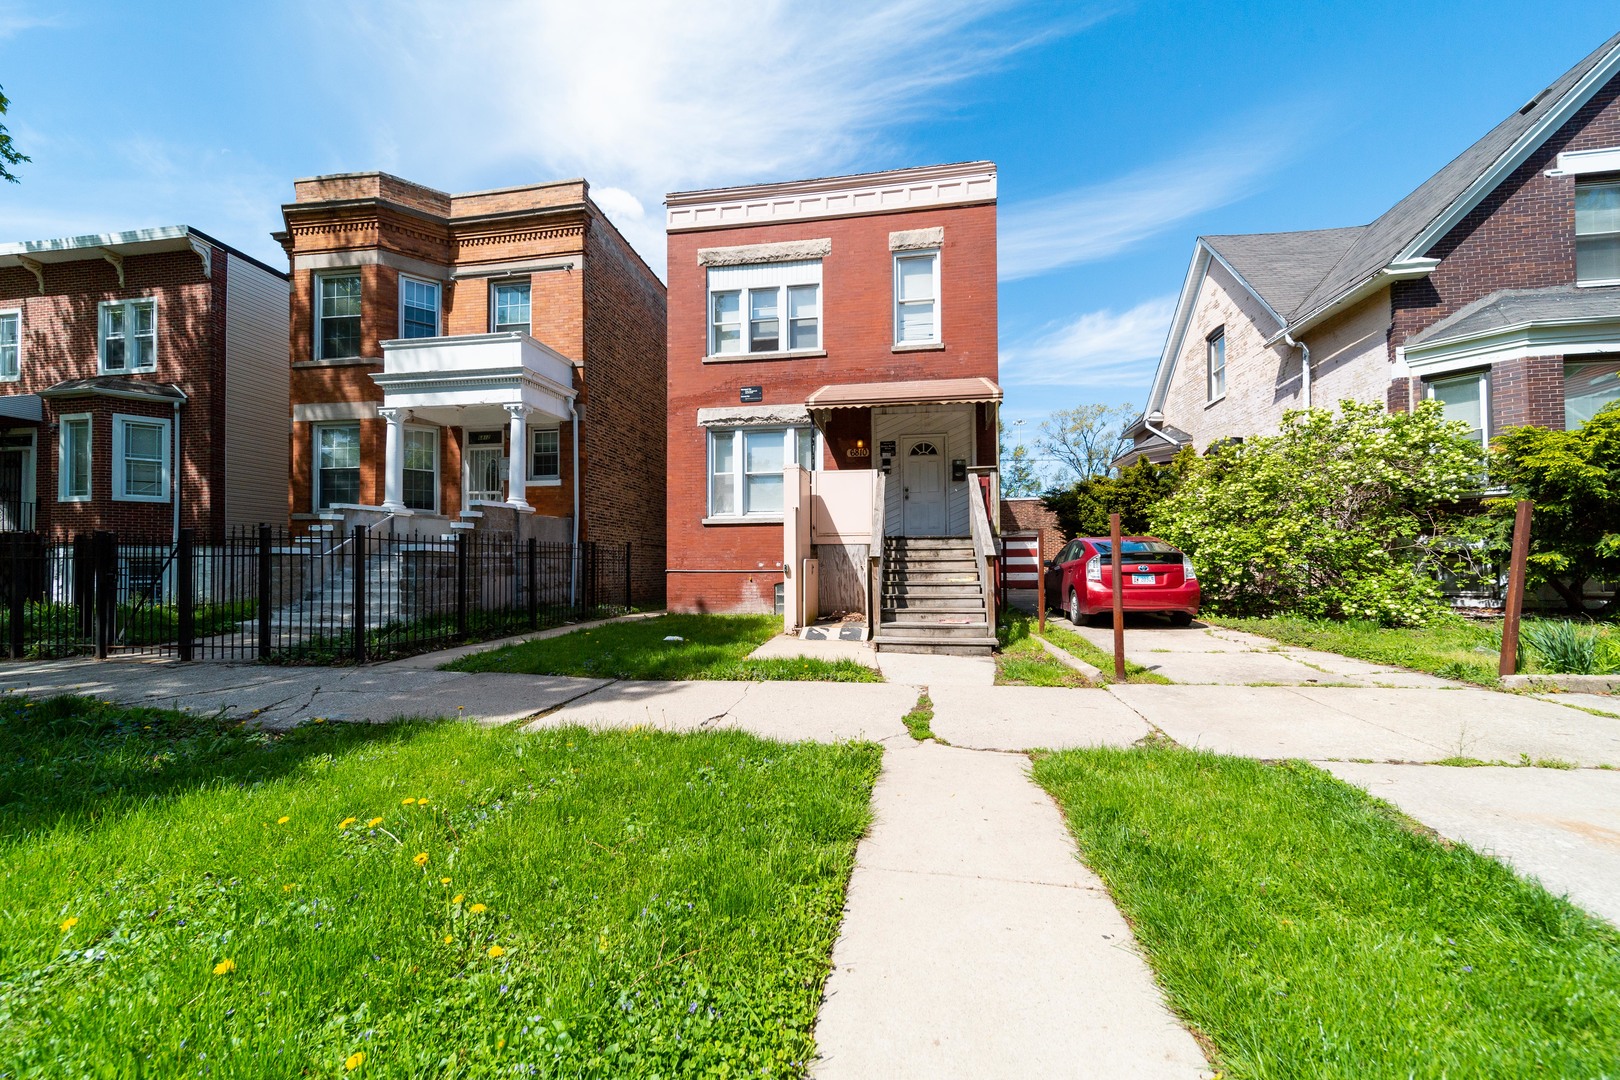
[313,718,326,724]
[401,798,416,805]
[443,934,454,944]
[367,817,383,827]
[276,816,290,825]
[452,893,464,904]
[416,798,430,806]
[59,916,79,932]
[487,945,505,958]
[497,1038,506,1050]
[469,903,486,914]
[344,1050,365,1071]
[338,817,357,830]
[413,852,429,867]
[213,959,236,975]
[440,877,451,885]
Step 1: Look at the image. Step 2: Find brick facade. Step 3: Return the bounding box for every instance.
[999,497,1063,563]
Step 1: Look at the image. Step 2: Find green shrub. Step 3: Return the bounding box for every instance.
[1521,620,1604,675]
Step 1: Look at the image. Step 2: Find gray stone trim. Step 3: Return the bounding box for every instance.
[293,401,379,422]
[697,239,831,267]
[696,404,811,428]
[889,227,943,251]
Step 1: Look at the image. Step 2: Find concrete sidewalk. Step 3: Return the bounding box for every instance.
[813,740,1209,1079]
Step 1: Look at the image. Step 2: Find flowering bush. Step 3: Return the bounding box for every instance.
[1150,401,1482,626]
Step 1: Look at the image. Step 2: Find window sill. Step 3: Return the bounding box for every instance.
[295,357,382,368]
[526,478,562,487]
[97,367,158,377]
[703,515,783,526]
[1204,395,1226,409]
[703,349,826,364]
[892,341,945,353]
[1576,278,1620,288]
[113,494,170,503]
[58,496,91,504]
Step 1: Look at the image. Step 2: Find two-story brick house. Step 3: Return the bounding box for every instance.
[1123,31,1620,463]
[665,163,1002,652]
[0,226,289,539]
[275,173,667,603]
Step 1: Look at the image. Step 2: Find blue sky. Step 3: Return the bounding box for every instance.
[2,1,1615,476]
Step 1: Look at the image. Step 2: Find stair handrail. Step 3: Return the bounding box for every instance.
[867,470,886,631]
[967,470,999,630]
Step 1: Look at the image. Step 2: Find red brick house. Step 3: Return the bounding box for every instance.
[275,173,667,603]
[665,163,1002,652]
[1123,31,1620,463]
[0,226,289,539]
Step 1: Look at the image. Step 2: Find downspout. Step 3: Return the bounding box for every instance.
[1284,331,1311,410]
[171,396,183,545]
[570,400,581,605]
[1142,412,1181,450]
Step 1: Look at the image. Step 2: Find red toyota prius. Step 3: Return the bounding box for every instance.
[1043,536,1201,627]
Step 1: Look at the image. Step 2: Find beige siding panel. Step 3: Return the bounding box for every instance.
[873,404,974,536]
[224,253,292,527]
[1304,292,1391,411]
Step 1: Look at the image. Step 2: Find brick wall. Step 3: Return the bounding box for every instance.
[1487,355,1565,431]
[1386,377,1412,414]
[1000,498,1063,562]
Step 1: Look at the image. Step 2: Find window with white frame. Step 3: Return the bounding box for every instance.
[400,277,440,338]
[0,310,18,381]
[1427,371,1488,450]
[112,415,170,501]
[99,298,157,373]
[707,261,821,356]
[1577,179,1620,286]
[492,280,531,334]
[1564,358,1620,428]
[58,415,91,502]
[893,250,940,344]
[530,427,560,482]
[403,427,437,512]
[1206,329,1227,401]
[315,422,361,509]
[707,426,817,518]
[316,272,362,359]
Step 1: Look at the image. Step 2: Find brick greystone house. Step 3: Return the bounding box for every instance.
[665,163,1003,653]
[1122,30,1620,465]
[0,226,289,540]
[275,173,667,605]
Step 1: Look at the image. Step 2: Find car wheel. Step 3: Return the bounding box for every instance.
[1169,611,1193,627]
[1068,590,1081,627]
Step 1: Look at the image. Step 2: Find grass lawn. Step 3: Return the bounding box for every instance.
[1033,746,1620,1078]
[1215,615,1508,686]
[0,695,881,1077]
[994,613,1092,687]
[445,613,882,683]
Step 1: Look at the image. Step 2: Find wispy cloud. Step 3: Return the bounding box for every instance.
[0,2,67,41]
[998,117,1302,281]
[1000,296,1175,388]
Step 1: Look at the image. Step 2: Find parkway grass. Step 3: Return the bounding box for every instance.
[0,696,881,1077]
[1032,746,1620,1078]
[445,613,882,682]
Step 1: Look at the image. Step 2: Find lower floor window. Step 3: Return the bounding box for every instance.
[1426,371,1487,449]
[316,423,361,509]
[113,415,170,501]
[1565,358,1620,429]
[59,415,91,501]
[403,427,437,512]
[708,426,818,518]
[530,427,560,481]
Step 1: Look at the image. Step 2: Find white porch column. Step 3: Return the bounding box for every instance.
[379,407,408,512]
[504,403,534,512]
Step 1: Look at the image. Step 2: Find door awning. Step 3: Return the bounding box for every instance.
[804,377,1002,410]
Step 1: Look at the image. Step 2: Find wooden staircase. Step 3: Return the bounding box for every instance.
[875,537,997,655]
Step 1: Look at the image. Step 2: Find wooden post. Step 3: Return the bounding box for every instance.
[1110,512,1126,683]
[1036,528,1046,634]
[1499,499,1533,677]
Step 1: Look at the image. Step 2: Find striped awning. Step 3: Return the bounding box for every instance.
[804,377,1002,410]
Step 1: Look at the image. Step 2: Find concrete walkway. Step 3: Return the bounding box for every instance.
[813,740,1209,1079]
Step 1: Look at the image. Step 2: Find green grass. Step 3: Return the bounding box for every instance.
[901,691,938,741]
[1033,746,1620,1078]
[0,695,881,1077]
[445,614,882,682]
[0,600,257,658]
[1024,613,1172,684]
[992,610,1092,687]
[1216,615,1512,686]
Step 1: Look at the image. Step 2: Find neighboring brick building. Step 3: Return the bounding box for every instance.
[274,173,667,603]
[0,226,289,539]
[665,163,1001,649]
[1123,31,1620,463]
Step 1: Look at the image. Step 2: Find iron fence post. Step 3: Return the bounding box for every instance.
[526,536,538,630]
[455,532,469,640]
[177,529,196,661]
[258,525,273,660]
[7,535,24,659]
[73,535,94,639]
[351,525,368,664]
[94,531,115,660]
[623,541,632,613]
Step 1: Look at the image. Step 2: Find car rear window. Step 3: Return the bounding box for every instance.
[1091,541,1177,555]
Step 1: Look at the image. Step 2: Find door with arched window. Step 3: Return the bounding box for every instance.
[900,435,946,535]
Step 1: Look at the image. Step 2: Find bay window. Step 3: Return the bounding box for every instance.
[1427,371,1488,450]
[707,427,818,518]
[99,298,157,373]
[1576,179,1620,286]
[707,260,821,356]
[1565,358,1620,428]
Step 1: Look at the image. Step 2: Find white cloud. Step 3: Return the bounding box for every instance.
[1000,296,1175,388]
[0,2,66,41]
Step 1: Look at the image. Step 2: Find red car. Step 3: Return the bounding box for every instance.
[1044,536,1200,627]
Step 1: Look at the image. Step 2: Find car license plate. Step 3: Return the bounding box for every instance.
[1131,572,1156,584]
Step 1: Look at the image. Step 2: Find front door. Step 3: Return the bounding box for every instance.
[900,436,946,536]
[0,434,33,531]
[466,437,505,503]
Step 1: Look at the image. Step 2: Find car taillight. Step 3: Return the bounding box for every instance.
[1182,556,1197,581]
[1086,555,1101,581]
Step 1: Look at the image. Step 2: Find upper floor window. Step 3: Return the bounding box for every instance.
[1576,179,1620,286]
[112,415,170,502]
[317,272,362,360]
[400,277,440,338]
[493,280,531,334]
[0,310,18,381]
[99,298,156,373]
[707,260,821,356]
[894,251,940,345]
[1206,329,1226,401]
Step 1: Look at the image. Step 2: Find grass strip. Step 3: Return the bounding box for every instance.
[1214,615,1508,687]
[1015,612,1171,684]
[0,695,881,1076]
[994,611,1094,687]
[901,690,938,741]
[1032,746,1620,1078]
[446,613,881,682]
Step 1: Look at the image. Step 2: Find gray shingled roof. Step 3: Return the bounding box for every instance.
[1406,284,1620,347]
[1203,228,1366,320]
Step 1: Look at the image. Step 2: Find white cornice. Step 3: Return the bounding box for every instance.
[1546,145,1620,177]
[666,162,996,232]
[1404,314,1620,373]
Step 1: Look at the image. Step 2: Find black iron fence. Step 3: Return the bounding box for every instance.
[0,525,633,664]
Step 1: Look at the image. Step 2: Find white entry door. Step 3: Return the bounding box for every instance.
[466,440,505,503]
[901,436,946,536]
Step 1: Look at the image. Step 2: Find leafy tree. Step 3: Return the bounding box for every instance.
[0,85,28,184]
[1149,400,1482,626]
[1038,403,1133,481]
[1487,400,1620,615]
[997,419,1042,496]
[1042,454,1186,538]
